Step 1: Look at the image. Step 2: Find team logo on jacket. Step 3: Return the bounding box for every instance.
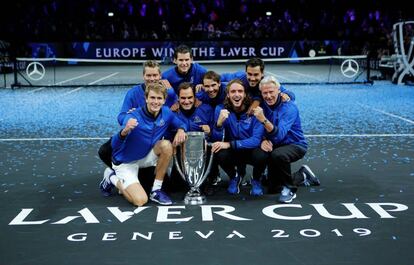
[193,116,202,123]
[158,119,165,127]
[244,117,252,124]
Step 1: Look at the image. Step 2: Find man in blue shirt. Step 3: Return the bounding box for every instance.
[196,70,227,108]
[252,76,320,203]
[166,82,215,193]
[174,82,214,136]
[221,57,295,114]
[211,80,267,196]
[98,60,177,171]
[196,71,229,191]
[99,82,187,206]
[161,44,207,94]
[219,58,295,184]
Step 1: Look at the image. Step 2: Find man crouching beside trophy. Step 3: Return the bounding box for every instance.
[172,83,215,204]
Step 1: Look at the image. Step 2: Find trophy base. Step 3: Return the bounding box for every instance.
[183,190,206,205]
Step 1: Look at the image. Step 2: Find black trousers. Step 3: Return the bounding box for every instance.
[215,148,268,181]
[258,144,306,193]
[98,138,113,168]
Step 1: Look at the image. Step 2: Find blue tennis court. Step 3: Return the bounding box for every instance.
[0,64,413,265]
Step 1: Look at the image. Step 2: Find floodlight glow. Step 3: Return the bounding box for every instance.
[108,12,114,17]
[266,11,272,16]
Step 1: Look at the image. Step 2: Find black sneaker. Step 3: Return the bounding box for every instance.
[300,165,320,186]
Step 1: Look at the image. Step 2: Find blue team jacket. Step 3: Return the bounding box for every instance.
[112,106,187,163]
[117,83,177,125]
[174,104,214,132]
[219,71,296,101]
[262,100,307,149]
[161,63,207,93]
[196,82,227,108]
[211,105,264,149]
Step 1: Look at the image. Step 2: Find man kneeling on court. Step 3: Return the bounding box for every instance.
[99,82,187,206]
[253,76,320,203]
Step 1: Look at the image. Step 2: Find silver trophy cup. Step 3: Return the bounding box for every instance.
[174,132,214,205]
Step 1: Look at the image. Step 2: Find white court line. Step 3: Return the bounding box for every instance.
[306,134,414,137]
[358,103,414,125]
[63,72,120,96]
[265,71,293,82]
[0,137,108,142]
[29,72,95,93]
[1,134,414,142]
[288,70,324,82]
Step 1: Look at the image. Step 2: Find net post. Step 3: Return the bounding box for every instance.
[366,53,372,84]
[11,43,19,89]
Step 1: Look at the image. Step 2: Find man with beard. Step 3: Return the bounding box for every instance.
[197,70,227,108]
[252,76,320,203]
[211,79,267,196]
[222,57,295,115]
[221,58,295,184]
[99,82,187,206]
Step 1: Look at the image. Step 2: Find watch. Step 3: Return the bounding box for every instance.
[262,119,269,125]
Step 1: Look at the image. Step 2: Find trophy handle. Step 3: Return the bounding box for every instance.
[194,143,214,187]
[173,139,215,188]
[173,152,186,182]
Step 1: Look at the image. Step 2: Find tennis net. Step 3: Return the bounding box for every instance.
[12,55,374,88]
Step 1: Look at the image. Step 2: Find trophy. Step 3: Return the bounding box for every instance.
[174,131,214,205]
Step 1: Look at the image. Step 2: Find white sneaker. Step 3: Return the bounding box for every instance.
[104,167,115,179]
[279,186,297,203]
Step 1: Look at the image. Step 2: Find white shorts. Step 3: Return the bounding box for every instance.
[112,149,158,189]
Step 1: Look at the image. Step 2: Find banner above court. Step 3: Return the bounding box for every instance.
[25,40,355,61]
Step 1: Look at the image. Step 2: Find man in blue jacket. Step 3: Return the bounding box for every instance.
[98,60,177,171]
[219,58,295,184]
[196,70,227,108]
[161,44,207,94]
[99,82,187,206]
[167,82,215,193]
[192,71,229,192]
[252,76,320,203]
[220,57,295,115]
[174,82,214,136]
[211,79,267,196]
[117,60,177,125]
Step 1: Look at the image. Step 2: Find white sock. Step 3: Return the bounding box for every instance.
[110,175,119,186]
[152,179,163,191]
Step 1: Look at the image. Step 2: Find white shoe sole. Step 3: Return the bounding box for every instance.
[279,193,297,203]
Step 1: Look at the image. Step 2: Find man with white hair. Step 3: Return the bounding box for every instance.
[253,75,320,203]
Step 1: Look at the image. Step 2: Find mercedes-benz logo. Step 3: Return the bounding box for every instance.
[26,62,46,81]
[340,59,359,78]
